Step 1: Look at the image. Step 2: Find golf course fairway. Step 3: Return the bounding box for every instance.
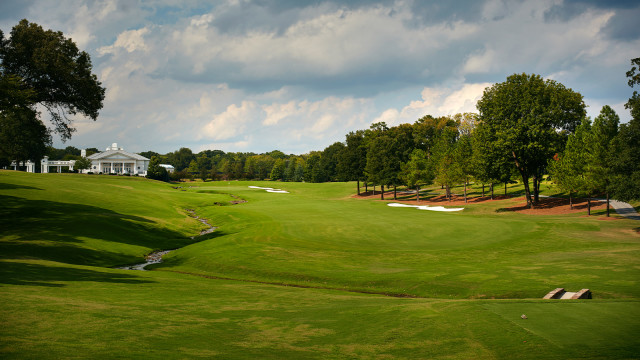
[1,171,639,359]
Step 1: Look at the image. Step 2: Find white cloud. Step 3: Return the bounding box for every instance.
[6,0,632,153]
[98,28,150,55]
[201,101,259,141]
[374,83,490,126]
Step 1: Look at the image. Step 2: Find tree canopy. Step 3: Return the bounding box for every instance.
[0,20,105,166]
[476,73,586,208]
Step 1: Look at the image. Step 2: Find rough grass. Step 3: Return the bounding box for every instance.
[1,171,639,359]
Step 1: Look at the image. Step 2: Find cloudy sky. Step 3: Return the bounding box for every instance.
[1,0,638,154]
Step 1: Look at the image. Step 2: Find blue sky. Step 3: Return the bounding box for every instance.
[1,0,638,154]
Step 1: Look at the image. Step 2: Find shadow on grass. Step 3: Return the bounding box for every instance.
[0,194,198,267]
[0,182,43,191]
[0,261,153,287]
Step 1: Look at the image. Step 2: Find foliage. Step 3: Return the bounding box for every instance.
[269,158,285,181]
[146,156,168,182]
[583,106,619,197]
[0,105,51,166]
[548,118,590,203]
[431,127,464,198]
[609,117,640,201]
[625,57,640,121]
[0,20,105,141]
[400,148,433,189]
[336,130,366,183]
[476,73,586,207]
[73,156,92,171]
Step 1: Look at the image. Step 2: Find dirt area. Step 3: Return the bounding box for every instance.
[353,191,613,217]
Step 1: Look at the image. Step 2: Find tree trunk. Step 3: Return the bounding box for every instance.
[381,185,385,200]
[446,185,451,201]
[587,197,591,216]
[393,184,397,200]
[416,185,420,203]
[532,175,540,205]
[569,191,573,210]
[482,184,485,197]
[373,184,376,195]
[606,192,610,217]
[522,176,532,209]
[357,179,360,195]
[464,178,468,203]
[491,183,494,200]
[365,182,368,193]
[504,182,507,196]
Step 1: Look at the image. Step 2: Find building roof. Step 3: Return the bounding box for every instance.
[87,149,149,161]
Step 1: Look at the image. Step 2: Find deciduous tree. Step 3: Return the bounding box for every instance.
[0,20,105,141]
[476,73,586,208]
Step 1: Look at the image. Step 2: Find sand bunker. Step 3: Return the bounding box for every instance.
[388,202,463,212]
[249,186,289,194]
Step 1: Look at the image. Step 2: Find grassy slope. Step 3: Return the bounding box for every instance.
[162,181,640,299]
[1,171,639,359]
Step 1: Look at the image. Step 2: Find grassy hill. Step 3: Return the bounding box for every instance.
[1,171,639,359]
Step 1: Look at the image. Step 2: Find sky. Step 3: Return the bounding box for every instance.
[1,0,638,155]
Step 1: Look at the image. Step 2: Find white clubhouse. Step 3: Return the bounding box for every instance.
[84,143,149,175]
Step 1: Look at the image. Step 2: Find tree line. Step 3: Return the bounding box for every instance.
[144,67,639,209]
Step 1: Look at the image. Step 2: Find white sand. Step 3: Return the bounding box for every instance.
[248,186,289,194]
[387,202,463,212]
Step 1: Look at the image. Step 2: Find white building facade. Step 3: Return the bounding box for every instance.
[9,143,149,176]
[84,143,149,176]
[10,156,76,173]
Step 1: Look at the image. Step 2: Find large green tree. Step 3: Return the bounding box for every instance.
[337,130,367,193]
[548,119,590,209]
[146,156,169,182]
[476,73,586,208]
[608,58,640,201]
[0,20,105,142]
[431,127,464,200]
[400,148,434,202]
[585,106,619,215]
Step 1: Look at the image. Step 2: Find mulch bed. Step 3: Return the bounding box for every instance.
[353,191,614,217]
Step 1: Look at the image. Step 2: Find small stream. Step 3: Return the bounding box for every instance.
[118,209,216,271]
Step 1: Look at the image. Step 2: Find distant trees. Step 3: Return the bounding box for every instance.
[548,119,590,209]
[146,156,168,182]
[74,156,92,172]
[549,58,640,206]
[400,149,433,202]
[337,130,366,193]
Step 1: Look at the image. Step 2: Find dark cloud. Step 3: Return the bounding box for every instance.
[545,0,640,40]
[602,7,640,40]
[0,0,35,21]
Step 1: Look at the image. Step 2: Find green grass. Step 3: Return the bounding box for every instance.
[1,171,639,359]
